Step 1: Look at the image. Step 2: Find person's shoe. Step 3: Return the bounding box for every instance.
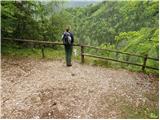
[67,64,72,67]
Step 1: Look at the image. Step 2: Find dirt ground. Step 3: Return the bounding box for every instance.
[1,57,159,119]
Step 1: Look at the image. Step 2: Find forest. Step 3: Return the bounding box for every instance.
[1,1,159,119]
[1,0,159,72]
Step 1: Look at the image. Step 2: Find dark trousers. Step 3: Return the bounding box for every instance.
[64,45,73,66]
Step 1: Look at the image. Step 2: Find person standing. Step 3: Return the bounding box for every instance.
[62,27,74,66]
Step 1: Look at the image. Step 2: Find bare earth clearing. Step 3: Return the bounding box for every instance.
[1,57,159,119]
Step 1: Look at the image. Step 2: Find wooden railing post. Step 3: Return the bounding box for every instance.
[41,45,45,58]
[81,45,84,64]
[142,54,148,71]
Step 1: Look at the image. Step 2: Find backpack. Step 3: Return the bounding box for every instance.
[64,32,72,45]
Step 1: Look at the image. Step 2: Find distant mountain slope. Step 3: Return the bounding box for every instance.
[64,0,103,8]
[66,1,158,44]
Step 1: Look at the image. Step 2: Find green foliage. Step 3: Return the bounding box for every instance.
[68,1,158,46]
[1,1,70,41]
[115,28,158,55]
[115,28,158,70]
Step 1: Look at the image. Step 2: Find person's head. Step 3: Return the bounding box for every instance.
[65,26,71,32]
[66,28,69,32]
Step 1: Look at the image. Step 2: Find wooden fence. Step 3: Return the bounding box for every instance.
[3,37,159,71]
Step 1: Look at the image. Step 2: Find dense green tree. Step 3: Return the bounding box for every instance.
[1,1,70,41]
[66,1,158,46]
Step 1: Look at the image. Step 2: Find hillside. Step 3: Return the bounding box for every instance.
[63,0,100,8]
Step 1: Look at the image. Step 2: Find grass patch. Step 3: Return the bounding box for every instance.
[2,41,65,60]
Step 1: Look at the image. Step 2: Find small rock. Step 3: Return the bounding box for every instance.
[48,112,51,116]
[52,102,57,106]
[57,104,64,111]
[71,73,75,76]
[33,116,40,119]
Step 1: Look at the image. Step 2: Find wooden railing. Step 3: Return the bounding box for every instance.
[3,37,159,71]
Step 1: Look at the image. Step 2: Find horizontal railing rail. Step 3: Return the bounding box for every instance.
[3,37,80,46]
[83,53,158,70]
[83,45,159,61]
[2,37,159,71]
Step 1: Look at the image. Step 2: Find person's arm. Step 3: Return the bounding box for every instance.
[61,34,64,40]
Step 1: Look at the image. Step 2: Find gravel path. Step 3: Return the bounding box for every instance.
[1,57,159,119]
